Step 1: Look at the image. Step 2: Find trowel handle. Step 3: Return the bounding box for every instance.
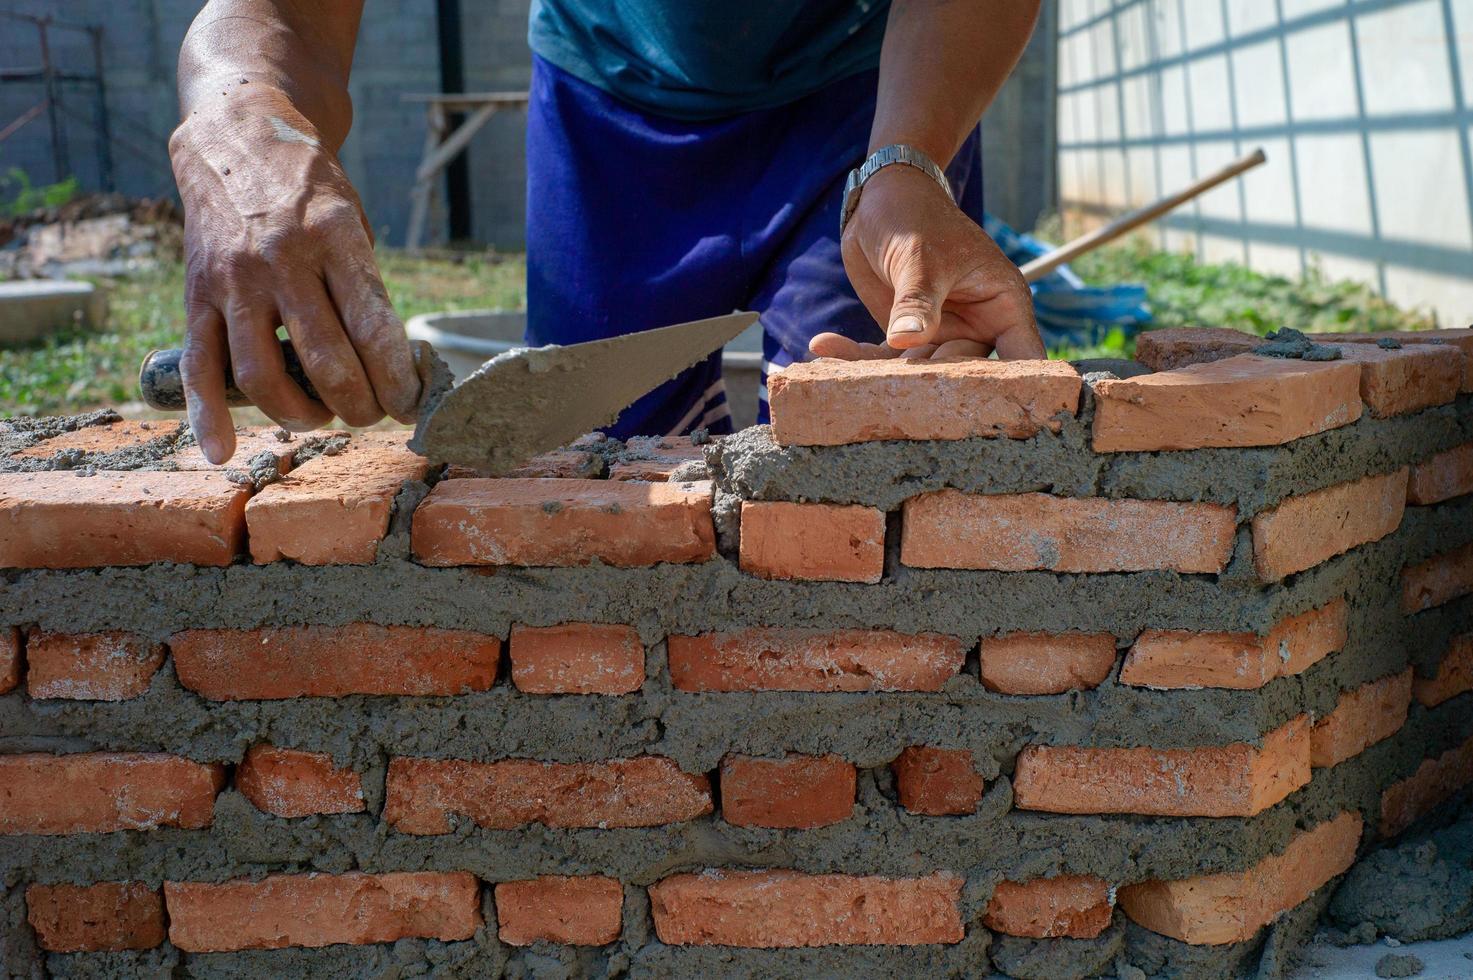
[138,338,319,411]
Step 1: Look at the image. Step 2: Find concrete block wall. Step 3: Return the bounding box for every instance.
[1,330,1472,976]
[1055,0,1473,327]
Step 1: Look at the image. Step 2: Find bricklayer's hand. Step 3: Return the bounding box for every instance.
[168,88,420,464]
[810,164,1044,362]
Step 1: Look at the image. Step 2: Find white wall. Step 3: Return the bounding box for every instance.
[1056,0,1473,325]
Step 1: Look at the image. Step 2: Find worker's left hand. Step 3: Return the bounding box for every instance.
[810,164,1045,361]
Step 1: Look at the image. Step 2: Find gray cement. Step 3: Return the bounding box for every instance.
[709,396,1473,516]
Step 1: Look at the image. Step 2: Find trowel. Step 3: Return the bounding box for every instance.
[138,311,757,473]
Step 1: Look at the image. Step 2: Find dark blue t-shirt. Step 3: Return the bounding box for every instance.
[527,0,891,119]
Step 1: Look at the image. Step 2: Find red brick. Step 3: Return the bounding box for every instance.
[892,747,985,815]
[246,431,428,565]
[901,490,1236,574]
[1092,355,1362,452]
[720,754,855,828]
[1312,669,1413,768]
[768,358,1081,446]
[384,756,712,834]
[1252,469,1408,582]
[496,876,623,946]
[1,626,18,694]
[25,630,163,700]
[1121,598,1348,690]
[1012,716,1310,817]
[1119,812,1361,945]
[1403,539,1473,613]
[0,752,224,835]
[983,875,1114,939]
[739,501,885,583]
[412,478,715,567]
[0,471,249,568]
[1324,342,1463,417]
[1313,328,1473,392]
[1135,327,1257,372]
[164,872,482,952]
[1409,444,1473,505]
[14,420,179,460]
[649,870,964,947]
[510,623,644,694]
[170,623,499,699]
[609,436,707,482]
[1413,633,1473,707]
[26,882,165,952]
[236,745,365,818]
[667,628,965,693]
[1381,732,1473,836]
[980,632,1117,694]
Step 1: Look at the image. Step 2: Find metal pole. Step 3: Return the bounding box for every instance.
[88,25,114,191]
[37,16,71,182]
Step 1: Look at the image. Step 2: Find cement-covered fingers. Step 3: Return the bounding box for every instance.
[171,97,420,464]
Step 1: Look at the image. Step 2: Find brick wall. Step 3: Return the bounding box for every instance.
[2,328,1471,975]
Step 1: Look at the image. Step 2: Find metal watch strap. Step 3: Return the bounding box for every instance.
[839,144,955,235]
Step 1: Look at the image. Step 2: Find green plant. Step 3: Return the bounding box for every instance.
[1,167,80,217]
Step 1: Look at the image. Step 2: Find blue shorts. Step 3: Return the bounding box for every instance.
[525,55,983,437]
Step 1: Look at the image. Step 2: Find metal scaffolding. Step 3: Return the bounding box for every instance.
[0,10,113,190]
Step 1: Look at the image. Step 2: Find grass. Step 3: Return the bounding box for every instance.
[0,251,527,417]
[0,240,1443,417]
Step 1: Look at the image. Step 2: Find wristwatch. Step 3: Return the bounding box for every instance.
[839,143,955,235]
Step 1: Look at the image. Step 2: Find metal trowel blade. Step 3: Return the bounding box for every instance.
[409,311,758,473]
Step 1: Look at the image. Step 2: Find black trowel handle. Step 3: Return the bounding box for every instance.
[139,338,319,411]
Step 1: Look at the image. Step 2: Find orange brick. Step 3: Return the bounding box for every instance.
[13,420,179,460]
[510,623,644,694]
[1119,812,1361,945]
[667,628,965,692]
[1403,539,1473,613]
[1409,444,1473,505]
[412,478,715,567]
[1,626,18,694]
[1413,633,1473,707]
[892,746,985,815]
[0,471,249,568]
[1315,329,1473,392]
[507,448,604,479]
[768,358,1081,446]
[384,756,712,834]
[1091,355,1362,452]
[901,490,1236,574]
[0,752,224,835]
[246,431,428,565]
[1324,342,1463,417]
[1252,469,1408,582]
[1121,598,1348,690]
[1134,327,1258,372]
[236,745,365,818]
[164,872,481,952]
[980,632,1117,694]
[983,875,1114,939]
[1381,732,1473,836]
[496,876,623,946]
[719,753,855,828]
[1012,716,1310,817]
[170,624,498,699]
[167,425,302,472]
[609,435,707,482]
[739,501,885,583]
[1312,669,1413,768]
[27,882,165,952]
[25,630,163,701]
[650,870,964,947]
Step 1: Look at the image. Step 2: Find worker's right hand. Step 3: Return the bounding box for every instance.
[168,88,421,464]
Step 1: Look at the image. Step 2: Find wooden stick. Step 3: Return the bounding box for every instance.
[1019,147,1267,283]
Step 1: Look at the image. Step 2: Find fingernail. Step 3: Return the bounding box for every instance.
[889,315,925,336]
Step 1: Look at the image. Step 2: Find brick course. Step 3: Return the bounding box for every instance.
[0,753,224,835]
[26,882,165,952]
[25,629,163,700]
[1310,670,1413,768]
[1381,733,1473,836]
[1252,469,1408,582]
[668,628,965,692]
[1402,539,1473,612]
[1408,443,1473,505]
